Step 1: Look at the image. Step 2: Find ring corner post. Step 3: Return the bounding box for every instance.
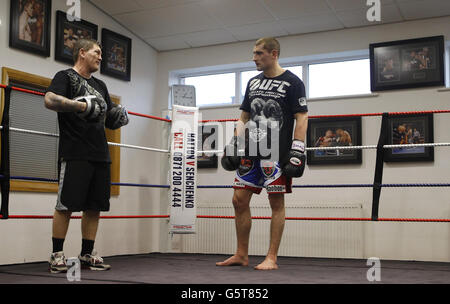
[371,112,389,221]
[0,86,12,220]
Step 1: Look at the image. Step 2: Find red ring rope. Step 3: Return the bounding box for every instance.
[127,111,171,122]
[1,214,449,222]
[0,84,45,96]
[2,84,450,122]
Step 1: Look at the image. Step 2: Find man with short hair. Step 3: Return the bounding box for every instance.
[44,38,129,273]
[218,37,308,270]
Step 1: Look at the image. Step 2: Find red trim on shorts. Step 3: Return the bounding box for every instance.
[233,178,263,194]
[266,174,292,194]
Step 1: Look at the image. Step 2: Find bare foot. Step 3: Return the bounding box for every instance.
[216,255,248,266]
[254,258,278,270]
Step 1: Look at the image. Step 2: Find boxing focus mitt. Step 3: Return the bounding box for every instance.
[75,95,106,122]
[282,139,306,178]
[105,104,129,130]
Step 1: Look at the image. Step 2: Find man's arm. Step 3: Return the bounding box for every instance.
[235,111,250,137]
[221,111,249,171]
[293,112,308,142]
[44,91,86,113]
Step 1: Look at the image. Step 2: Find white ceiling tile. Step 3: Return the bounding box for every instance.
[183,29,237,47]
[201,0,275,27]
[394,0,424,2]
[90,0,142,15]
[396,0,450,20]
[327,0,394,11]
[337,5,403,27]
[90,0,450,51]
[278,12,344,35]
[133,0,201,10]
[263,0,331,20]
[115,3,221,38]
[228,22,289,41]
[145,35,191,51]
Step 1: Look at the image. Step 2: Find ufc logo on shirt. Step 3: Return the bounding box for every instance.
[249,79,291,94]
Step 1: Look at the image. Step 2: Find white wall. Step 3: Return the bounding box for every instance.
[0,0,162,264]
[156,17,450,262]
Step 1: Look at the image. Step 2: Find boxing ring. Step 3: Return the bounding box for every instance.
[0,83,449,285]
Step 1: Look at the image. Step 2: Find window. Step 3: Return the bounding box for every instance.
[240,70,259,98]
[284,65,303,80]
[184,72,235,106]
[175,53,371,107]
[308,59,370,98]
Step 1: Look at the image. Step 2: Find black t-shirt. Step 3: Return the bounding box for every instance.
[240,70,308,162]
[46,68,113,162]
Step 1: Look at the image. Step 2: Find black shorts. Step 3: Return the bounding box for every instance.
[56,160,111,212]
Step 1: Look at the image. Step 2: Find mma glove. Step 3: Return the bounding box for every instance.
[221,135,242,171]
[105,104,129,130]
[75,95,106,122]
[282,139,306,178]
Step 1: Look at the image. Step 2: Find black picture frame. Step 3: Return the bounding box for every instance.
[9,0,51,57]
[55,10,98,65]
[197,125,218,169]
[307,117,362,165]
[101,28,132,81]
[369,35,445,91]
[384,114,434,162]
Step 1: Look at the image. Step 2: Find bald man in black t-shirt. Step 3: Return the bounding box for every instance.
[45,38,128,273]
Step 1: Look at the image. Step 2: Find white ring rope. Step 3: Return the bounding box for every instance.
[8,126,169,153]
[5,126,450,155]
[199,142,450,154]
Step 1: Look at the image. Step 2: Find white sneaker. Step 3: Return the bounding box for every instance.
[78,249,111,271]
[49,251,68,273]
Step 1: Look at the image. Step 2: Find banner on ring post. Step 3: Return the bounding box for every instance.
[169,105,198,234]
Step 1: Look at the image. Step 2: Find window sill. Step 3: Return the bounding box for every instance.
[308,93,379,102]
[197,87,448,108]
[198,93,380,109]
[198,103,241,110]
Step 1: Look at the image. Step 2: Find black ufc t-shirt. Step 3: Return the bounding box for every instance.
[240,70,308,162]
[46,68,113,162]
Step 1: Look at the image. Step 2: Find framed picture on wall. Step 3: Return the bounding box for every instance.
[55,10,98,65]
[101,28,132,81]
[9,0,52,57]
[197,124,218,169]
[369,35,445,91]
[384,114,434,162]
[307,116,362,165]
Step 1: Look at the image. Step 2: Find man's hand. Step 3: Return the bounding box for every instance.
[75,95,106,121]
[221,136,242,171]
[105,104,129,129]
[283,139,306,178]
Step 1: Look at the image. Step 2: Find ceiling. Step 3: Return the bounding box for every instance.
[89,0,450,52]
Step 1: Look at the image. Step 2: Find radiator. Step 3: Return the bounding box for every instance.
[181,202,364,259]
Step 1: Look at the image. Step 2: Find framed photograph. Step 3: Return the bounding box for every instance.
[384,114,434,162]
[101,28,132,81]
[55,10,98,65]
[9,0,52,57]
[369,35,445,91]
[197,125,218,169]
[307,117,362,165]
